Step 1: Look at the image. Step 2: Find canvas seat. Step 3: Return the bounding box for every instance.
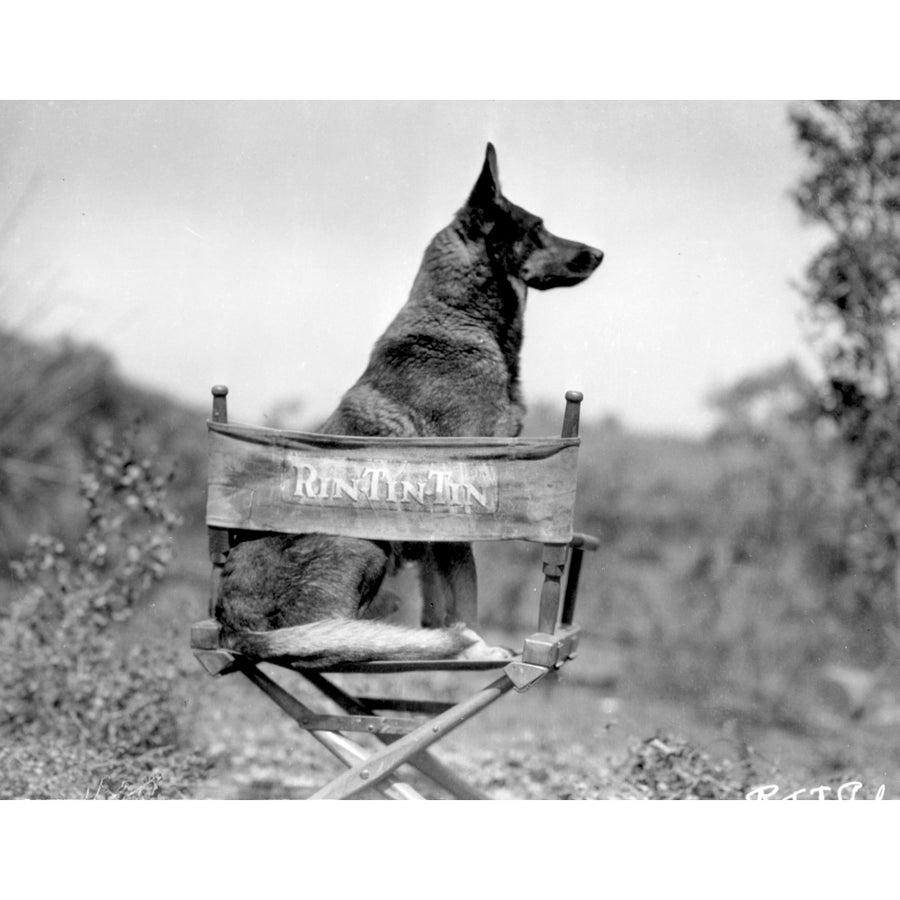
[191,384,598,799]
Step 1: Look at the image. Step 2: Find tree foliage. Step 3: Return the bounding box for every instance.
[791,100,900,631]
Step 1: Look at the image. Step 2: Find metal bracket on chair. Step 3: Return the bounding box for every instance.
[193,649,239,676]
[504,661,550,691]
[522,625,580,669]
[191,618,238,676]
[191,618,223,649]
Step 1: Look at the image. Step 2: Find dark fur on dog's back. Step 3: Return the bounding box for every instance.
[218,144,603,665]
[324,147,602,439]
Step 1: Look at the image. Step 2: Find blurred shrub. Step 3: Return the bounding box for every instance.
[499,361,896,729]
[0,430,209,798]
[0,328,207,571]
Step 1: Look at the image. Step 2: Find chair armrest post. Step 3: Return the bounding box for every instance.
[537,543,567,634]
[208,385,230,617]
[558,392,585,628]
[561,546,584,627]
[207,536,228,617]
[211,384,229,423]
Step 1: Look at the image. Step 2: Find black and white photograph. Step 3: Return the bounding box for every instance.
[2,21,899,894]
[4,96,898,808]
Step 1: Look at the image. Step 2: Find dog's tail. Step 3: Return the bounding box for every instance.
[221,618,481,668]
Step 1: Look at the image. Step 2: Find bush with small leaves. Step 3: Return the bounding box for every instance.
[0,428,209,797]
[617,732,761,800]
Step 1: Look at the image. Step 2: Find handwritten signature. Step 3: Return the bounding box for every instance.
[745,782,886,800]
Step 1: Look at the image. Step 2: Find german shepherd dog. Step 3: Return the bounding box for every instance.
[218,144,603,666]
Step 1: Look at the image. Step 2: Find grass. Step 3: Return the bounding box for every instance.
[5,511,898,800]
[0,434,212,799]
[3,372,898,800]
[150,538,900,800]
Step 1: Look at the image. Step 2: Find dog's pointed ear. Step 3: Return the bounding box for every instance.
[467,142,502,211]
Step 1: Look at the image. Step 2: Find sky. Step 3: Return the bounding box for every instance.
[0,99,826,435]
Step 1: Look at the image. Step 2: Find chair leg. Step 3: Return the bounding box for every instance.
[238,662,426,800]
[379,737,491,800]
[302,671,491,800]
[309,674,515,800]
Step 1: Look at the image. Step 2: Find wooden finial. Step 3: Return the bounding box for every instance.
[211,385,229,423]
[562,390,583,438]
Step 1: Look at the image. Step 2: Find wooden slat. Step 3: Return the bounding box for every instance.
[309,674,515,799]
[287,711,420,736]
[206,420,578,544]
[350,697,456,715]
[238,662,425,800]
[289,656,516,674]
[300,672,491,799]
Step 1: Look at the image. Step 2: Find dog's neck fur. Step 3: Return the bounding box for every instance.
[416,220,526,376]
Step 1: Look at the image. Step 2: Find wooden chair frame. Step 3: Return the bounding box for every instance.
[191,385,598,799]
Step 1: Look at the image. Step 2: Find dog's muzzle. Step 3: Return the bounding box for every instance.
[524,242,604,289]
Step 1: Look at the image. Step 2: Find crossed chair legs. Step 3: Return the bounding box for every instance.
[238,660,518,800]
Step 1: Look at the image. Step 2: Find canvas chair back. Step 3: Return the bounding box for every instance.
[206,420,580,545]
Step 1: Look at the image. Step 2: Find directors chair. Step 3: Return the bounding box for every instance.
[191,385,598,799]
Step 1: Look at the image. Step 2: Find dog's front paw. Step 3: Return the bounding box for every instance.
[456,627,515,661]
